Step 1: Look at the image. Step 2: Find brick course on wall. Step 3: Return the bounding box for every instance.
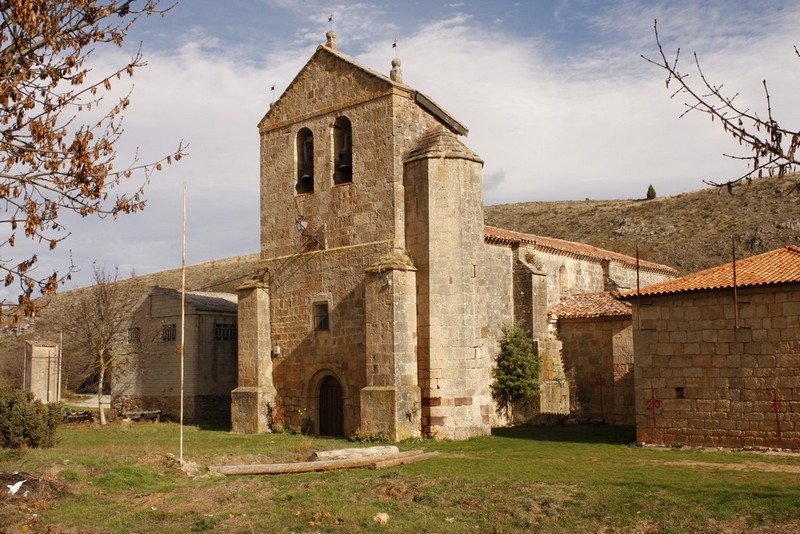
[633,285,800,449]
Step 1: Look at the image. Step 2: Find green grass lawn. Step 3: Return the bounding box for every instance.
[2,423,800,533]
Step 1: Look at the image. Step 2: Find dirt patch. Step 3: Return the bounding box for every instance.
[706,517,800,534]
[642,459,800,474]
[0,471,67,533]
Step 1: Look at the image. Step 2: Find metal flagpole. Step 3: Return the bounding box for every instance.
[732,237,738,329]
[180,182,186,465]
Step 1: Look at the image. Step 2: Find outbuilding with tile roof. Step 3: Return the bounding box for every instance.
[620,245,800,449]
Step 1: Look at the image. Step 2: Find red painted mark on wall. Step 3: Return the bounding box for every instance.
[646,386,661,427]
[772,390,782,441]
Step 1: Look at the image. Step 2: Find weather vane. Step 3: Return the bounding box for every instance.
[328,14,333,31]
[392,39,398,58]
[271,84,276,105]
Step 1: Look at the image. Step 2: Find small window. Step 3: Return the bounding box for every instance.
[127,327,141,345]
[675,387,685,399]
[333,116,352,185]
[161,323,176,342]
[215,323,237,341]
[313,302,329,332]
[296,127,314,193]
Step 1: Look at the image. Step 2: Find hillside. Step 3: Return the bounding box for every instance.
[485,174,800,275]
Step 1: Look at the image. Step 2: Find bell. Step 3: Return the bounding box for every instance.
[337,148,352,170]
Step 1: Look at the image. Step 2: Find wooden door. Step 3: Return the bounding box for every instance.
[319,376,343,436]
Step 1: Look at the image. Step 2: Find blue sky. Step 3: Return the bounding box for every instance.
[9,0,800,298]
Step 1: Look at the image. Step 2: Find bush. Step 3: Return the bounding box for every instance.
[491,325,540,413]
[646,184,657,200]
[0,388,61,448]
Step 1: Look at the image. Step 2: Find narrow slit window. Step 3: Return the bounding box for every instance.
[313,302,329,332]
[296,127,314,193]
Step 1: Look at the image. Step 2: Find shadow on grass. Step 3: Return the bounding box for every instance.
[193,420,231,432]
[492,424,636,445]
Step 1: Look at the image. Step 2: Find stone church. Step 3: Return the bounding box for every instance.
[230,32,675,440]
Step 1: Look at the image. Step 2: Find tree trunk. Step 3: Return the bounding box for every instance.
[97,350,107,425]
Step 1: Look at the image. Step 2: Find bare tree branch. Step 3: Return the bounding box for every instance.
[642,19,800,193]
[0,1,186,323]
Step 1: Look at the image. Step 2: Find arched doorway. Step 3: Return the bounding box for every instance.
[319,375,343,436]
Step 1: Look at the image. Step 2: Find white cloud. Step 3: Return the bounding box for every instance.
[8,0,800,299]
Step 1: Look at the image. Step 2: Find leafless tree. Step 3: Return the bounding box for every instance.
[643,19,800,192]
[0,0,185,322]
[59,265,142,423]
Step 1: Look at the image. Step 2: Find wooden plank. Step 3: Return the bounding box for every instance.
[370,451,440,470]
[309,445,399,461]
[210,449,429,476]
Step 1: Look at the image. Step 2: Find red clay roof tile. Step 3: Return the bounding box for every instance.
[484,226,676,275]
[620,245,800,297]
[549,292,631,319]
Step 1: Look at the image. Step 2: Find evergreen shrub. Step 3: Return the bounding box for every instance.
[0,388,61,448]
[491,325,540,413]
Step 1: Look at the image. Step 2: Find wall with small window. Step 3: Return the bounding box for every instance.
[112,287,238,424]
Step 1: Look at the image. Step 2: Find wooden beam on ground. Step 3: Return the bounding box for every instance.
[210,449,437,476]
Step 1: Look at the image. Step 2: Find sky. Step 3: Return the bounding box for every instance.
[7,0,800,299]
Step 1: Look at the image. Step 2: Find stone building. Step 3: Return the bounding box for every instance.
[622,245,800,449]
[24,340,61,403]
[113,287,238,421]
[550,293,635,425]
[231,32,676,439]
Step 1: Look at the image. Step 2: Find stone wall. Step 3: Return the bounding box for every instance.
[24,341,60,403]
[263,242,390,435]
[112,394,231,422]
[633,285,800,449]
[479,244,515,426]
[608,261,674,291]
[259,47,444,259]
[405,134,491,439]
[559,317,634,424]
[114,289,238,423]
[254,45,450,438]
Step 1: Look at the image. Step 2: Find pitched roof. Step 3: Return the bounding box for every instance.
[549,292,631,319]
[261,43,467,135]
[483,226,676,275]
[185,291,238,313]
[151,287,237,313]
[405,129,482,164]
[619,245,800,298]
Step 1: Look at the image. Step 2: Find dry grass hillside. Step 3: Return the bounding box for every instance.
[485,174,800,275]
